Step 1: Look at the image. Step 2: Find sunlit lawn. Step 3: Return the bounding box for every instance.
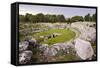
[34,29,76,45]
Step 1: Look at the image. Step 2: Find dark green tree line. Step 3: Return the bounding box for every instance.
[19,13,66,23]
[66,13,96,23]
[19,13,96,23]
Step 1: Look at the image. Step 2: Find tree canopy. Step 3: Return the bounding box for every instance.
[71,16,84,22]
[19,13,96,23]
[19,13,66,23]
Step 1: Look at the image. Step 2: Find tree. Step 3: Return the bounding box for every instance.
[25,13,33,22]
[66,18,71,24]
[50,15,57,23]
[44,14,50,22]
[57,15,66,22]
[71,16,84,22]
[36,13,44,22]
[30,15,37,23]
[84,13,92,22]
[92,13,96,22]
[19,15,25,22]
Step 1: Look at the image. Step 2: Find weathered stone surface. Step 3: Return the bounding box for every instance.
[28,38,37,45]
[71,22,96,42]
[53,43,73,51]
[19,41,29,52]
[52,45,61,51]
[44,48,57,57]
[53,33,61,37]
[25,36,32,41]
[79,26,96,42]
[74,38,94,60]
[19,50,33,64]
[41,42,75,57]
[40,36,44,38]
[39,44,49,51]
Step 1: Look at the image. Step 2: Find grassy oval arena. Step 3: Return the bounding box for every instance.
[33,29,76,45]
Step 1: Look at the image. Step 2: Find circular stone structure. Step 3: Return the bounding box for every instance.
[33,29,76,45]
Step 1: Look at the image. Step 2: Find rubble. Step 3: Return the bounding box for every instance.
[19,41,29,52]
[19,51,33,64]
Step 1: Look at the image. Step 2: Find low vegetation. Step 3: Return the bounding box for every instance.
[34,29,76,45]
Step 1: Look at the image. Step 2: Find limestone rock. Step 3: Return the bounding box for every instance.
[74,38,94,60]
[28,38,37,45]
[19,50,33,64]
[19,41,29,52]
[39,44,48,51]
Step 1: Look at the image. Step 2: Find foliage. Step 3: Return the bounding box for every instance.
[71,16,84,22]
[19,15,26,22]
[19,13,96,23]
[84,13,92,21]
[84,13,96,22]
[19,13,66,23]
[34,29,76,45]
[92,13,96,22]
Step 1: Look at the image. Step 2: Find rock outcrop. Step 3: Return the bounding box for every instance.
[74,38,94,60]
[19,51,33,64]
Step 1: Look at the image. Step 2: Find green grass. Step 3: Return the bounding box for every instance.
[34,29,76,45]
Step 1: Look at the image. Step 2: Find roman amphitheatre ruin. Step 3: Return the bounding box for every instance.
[19,22,96,64]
